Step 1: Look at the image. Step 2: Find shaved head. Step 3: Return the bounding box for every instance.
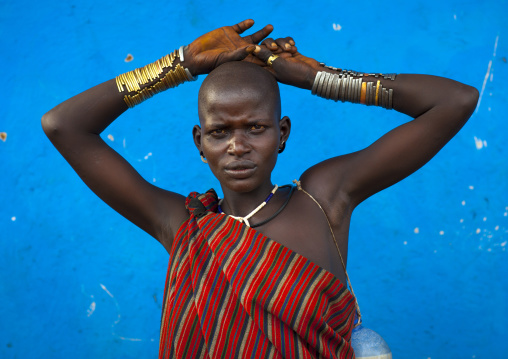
[198,62,281,123]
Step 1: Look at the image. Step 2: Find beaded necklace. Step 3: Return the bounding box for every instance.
[218,185,278,227]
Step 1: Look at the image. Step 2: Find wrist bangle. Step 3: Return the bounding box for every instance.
[311,67,396,110]
[116,48,198,108]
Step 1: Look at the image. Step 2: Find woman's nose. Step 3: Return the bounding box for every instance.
[227,133,250,156]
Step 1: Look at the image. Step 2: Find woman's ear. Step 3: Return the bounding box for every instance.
[279,116,291,144]
[192,125,202,152]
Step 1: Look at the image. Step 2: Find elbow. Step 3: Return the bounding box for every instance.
[41,110,62,139]
[457,84,479,118]
[41,111,55,138]
[444,83,479,124]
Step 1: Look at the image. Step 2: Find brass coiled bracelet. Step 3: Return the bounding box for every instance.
[116,46,197,108]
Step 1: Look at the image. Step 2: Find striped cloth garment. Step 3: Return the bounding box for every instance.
[159,190,357,359]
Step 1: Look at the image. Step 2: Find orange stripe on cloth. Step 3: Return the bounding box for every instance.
[159,190,357,359]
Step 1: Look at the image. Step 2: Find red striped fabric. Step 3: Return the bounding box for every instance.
[159,190,357,358]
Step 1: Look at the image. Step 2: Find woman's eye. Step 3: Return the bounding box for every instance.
[210,129,227,136]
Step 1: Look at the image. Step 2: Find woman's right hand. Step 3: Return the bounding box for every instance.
[182,19,273,76]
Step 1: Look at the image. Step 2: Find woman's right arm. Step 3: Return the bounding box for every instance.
[41,19,273,251]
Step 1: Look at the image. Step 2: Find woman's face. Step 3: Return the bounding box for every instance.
[194,90,289,194]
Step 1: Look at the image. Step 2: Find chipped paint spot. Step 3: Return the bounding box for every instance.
[495,225,499,230]
[476,60,492,113]
[474,136,486,150]
[152,178,156,182]
[476,35,499,113]
[117,336,142,341]
[100,283,114,297]
[333,23,342,31]
[11,216,16,221]
[453,14,457,20]
[0,132,6,141]
[504,212,507,217]
[100,283,121,325]
[107,134,114,141]
[460,219,464,223]
[414,227,419,234]
[476,228,481,234]
[483,217,487,221]
[487,248,492,252]
[439,230,444,235]
[461,200,466,206]
[501,241,507,247]
[403,241,407,245]
[144,152,152,160]
[125,54,134,62]
[123,138,126,148]
[490,73,494,82]
[469,186,474,190]
[87,301,96,317]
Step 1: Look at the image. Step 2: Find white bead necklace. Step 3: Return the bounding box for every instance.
[218,185,279,227]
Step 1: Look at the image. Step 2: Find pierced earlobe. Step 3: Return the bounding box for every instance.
[278,141,286,154]
[200,152,208,164]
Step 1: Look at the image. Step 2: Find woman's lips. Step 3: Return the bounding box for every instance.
[224,161,256,179]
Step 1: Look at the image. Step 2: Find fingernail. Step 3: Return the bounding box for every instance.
[284,44,291,49]
[271,42,277,48]
[254,45,261,53]
[289,40,295,45]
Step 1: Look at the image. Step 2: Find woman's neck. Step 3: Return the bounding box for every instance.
[220,181,276,217]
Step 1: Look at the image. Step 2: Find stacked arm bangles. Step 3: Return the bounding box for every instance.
[115,46,198,108]
[312,66,396,109]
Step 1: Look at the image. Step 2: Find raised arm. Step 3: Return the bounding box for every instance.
[41,20,273,251]
[253,38,478,217]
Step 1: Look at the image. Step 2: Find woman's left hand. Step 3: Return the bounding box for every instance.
[252,37,323,90]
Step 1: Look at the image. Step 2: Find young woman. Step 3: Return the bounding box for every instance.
[42,19,478,358]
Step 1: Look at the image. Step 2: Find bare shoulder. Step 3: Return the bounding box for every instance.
[299,153,358,222]
[149,186,190,253]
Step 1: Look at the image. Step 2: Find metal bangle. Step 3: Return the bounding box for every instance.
[311,72,323,95]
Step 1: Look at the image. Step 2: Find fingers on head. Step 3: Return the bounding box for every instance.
[232,19,254,34]
[248,24,274,44]
[286,37,295,46]
[276,37,296,52]
[261,38,278,51]
[253,46,273,62]
[227,47,253,62]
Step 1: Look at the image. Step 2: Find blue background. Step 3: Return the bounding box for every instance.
[1,0,507,358]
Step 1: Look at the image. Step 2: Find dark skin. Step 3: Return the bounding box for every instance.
[42,19,479,285]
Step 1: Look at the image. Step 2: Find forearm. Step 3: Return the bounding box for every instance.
[41,50,194,139]
[388,73,479,120]
[41,78,127,137]
[312,68,479,122]
[254,43,478,125]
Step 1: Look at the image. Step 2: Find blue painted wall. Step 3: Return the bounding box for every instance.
[1,0,507,357]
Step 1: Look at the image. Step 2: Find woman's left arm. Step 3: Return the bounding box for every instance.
[253,40,479,211]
